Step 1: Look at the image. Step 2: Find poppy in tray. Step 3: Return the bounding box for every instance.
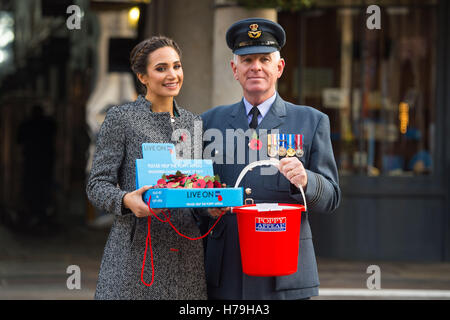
[152,171,226,189]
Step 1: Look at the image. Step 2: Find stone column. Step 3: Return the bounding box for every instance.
[150,0,215,115]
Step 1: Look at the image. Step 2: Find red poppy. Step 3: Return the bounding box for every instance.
[167,182,179,188]
[249,138,262,150]
[153,172,226,189]
[193,179,206,188]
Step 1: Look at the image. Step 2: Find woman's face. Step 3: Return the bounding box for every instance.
[139,46,183,99]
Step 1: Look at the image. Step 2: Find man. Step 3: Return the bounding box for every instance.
[201,18,341,300]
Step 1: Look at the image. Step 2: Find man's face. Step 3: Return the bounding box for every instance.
[231,52,285,99]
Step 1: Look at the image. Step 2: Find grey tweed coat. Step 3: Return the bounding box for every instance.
[86,95,207,300]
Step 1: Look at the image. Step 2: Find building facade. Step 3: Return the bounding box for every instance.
[276,0,450,262]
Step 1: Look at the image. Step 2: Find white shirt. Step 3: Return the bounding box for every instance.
[243,92,277,126]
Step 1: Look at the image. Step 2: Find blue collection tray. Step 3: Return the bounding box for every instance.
[135,143,243,208]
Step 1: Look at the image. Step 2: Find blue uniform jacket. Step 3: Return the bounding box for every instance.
[201,93,341,299]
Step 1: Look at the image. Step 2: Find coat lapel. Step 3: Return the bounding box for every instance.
[227,99,249,131]
[258,93,286,131]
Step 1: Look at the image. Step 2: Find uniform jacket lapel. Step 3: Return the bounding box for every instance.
[258,93,286,130]
[227,99,249,131]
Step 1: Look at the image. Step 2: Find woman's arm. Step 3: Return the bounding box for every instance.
[86,106,129,216]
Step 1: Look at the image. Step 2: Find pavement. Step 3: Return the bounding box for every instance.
[1,213,450,300]
[314,259,450,300]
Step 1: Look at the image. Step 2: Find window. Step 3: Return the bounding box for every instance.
[279,0,437,176]
[0,11,14,78]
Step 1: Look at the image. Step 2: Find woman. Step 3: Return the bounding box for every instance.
[86,36,218,300]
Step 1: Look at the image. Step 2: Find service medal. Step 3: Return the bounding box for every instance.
[269,148,278,157]
[287,134,296,157]
[287,148,296,157]
[268,134,278,157]
[295,134,304,157]
[278,134,287,157]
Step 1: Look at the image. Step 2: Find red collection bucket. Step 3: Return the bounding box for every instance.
[233,203,306,277]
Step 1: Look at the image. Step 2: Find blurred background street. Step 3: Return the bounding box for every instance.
[0,214,105,300]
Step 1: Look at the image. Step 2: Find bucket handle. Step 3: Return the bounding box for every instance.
[233,159,308,212]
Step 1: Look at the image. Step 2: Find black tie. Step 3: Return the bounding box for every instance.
[249,106,260,129]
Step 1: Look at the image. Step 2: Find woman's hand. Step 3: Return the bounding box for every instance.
[123,186,162,218]
[207,207,230,218]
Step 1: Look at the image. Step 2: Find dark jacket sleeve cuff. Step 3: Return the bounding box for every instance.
[289,169,320,209]
[118,190,132,216]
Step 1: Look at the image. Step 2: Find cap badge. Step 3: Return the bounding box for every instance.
[248,24,261,39]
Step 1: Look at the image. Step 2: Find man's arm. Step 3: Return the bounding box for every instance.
[288,114,341,214]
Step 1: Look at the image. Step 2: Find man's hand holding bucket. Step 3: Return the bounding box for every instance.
[279,157,308,190]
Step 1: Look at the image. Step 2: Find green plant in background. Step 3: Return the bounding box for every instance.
[237,0,314,11]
